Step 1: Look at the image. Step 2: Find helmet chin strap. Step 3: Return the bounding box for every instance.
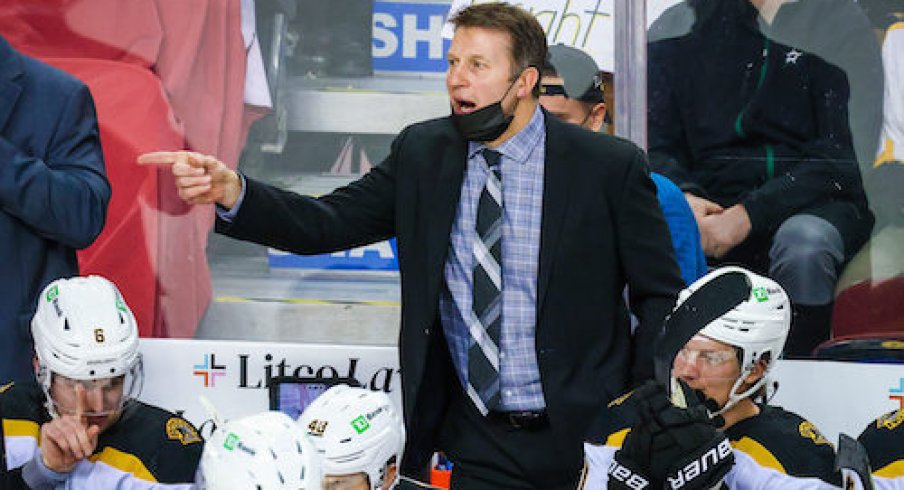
[712,367,770,418]
[36,363,61,420]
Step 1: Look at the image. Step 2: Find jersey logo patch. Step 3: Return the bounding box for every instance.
[166,417,201,445]
[877,409,903,431]
[798,421,830,445]
[0,381,13,394]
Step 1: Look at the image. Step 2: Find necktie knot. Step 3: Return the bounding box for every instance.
[482,148,502,168]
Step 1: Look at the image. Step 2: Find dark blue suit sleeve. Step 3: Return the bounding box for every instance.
[0,83,110,249]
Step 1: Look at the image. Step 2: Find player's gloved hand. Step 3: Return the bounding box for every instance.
[607,381,734,490]
[669,378,725,429]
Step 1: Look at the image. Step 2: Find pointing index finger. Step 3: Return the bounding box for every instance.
[137,151,180,166]
[137,151,206,168]
[74,382,87,425]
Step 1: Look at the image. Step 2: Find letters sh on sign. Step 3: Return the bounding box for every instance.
[373,1,453,72]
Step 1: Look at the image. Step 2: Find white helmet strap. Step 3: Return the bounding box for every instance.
[713,364,770,418]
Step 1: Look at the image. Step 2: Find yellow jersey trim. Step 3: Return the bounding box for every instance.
[89,446,158,483]
[875,138,897,167]
[605,428,630,448]
[732,437,787,474]
[875,460,904,479]
[577,461,590,489]
[2,419,40,439]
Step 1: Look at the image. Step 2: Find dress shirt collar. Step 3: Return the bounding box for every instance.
[467,104,545,165]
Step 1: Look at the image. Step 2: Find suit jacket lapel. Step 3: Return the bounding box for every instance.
[537,114,576,318]
[0,38,24,132]
[426,126,468,284]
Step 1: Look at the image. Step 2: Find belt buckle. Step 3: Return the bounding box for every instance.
[507,411,541,430]
[506,412,525,429]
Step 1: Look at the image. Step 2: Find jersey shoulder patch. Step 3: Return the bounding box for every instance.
[859,408,904,477]
[97,402,204,484]
[166,416,202,445]
[727,405,839,484]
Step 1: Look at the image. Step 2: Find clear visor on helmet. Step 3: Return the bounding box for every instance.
[48,363,143,418]
[671,346,744,391]
[675,346,737,369]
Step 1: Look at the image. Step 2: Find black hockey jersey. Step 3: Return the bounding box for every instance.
[725,404,840,485]
[859,408,904,479]
[1,380,202,488]
[583,391,840,486]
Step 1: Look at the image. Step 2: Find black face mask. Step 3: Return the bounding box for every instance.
[450,75,521,142]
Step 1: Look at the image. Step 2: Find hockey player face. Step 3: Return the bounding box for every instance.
[50,373,125,431]
[322,471,369,490]
[672,335,741,408]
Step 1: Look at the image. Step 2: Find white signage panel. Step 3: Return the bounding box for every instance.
[138,339,903,443]
[138,338,401,427]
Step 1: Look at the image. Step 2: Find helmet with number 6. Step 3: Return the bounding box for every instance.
[198,411,322,490]
[31,275,143,416]
[298,385,404,489]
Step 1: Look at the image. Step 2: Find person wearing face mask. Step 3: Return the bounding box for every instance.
[539,44,707,286]
[581,266,841,489]
[0,275,203,489]
[137,3,683,488]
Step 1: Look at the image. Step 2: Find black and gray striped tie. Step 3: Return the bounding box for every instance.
[468,148,503,415]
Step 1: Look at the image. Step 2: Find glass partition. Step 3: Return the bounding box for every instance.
[2,0,899,355]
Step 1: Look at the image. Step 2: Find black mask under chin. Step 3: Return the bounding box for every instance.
[450,74,523,142]
[451,102,514,142]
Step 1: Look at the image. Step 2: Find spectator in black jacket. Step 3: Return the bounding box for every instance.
[647,0,874,357]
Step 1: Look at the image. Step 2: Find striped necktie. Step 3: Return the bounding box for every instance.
[468,148,504,415]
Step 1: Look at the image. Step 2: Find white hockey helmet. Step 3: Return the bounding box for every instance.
[298,385,405,489]
[31,276,143,416]
[676,266,791,413]
[198,411,322,490]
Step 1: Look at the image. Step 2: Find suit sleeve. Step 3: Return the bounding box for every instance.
[215,126,406,254]
[0,83,110,249]
[614,148,684,385]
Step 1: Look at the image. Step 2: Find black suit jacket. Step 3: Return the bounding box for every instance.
[217,109,683,475]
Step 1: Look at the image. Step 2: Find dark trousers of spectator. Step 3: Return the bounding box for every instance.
[438,384,580,490]
[717,200,874,357]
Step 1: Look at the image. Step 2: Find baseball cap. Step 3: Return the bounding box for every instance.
[541,44,605,103]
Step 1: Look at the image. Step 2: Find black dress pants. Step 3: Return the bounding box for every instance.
[439,385,581,490]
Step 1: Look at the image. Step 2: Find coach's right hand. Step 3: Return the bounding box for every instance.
[137,151,242,208]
